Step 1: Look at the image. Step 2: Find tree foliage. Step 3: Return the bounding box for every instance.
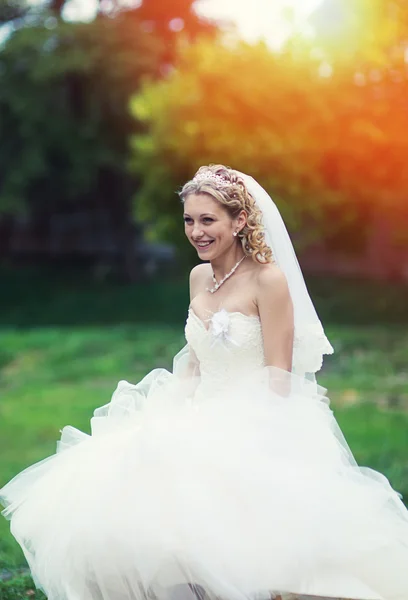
[130,3,408,253]
[0,14,161,215]
[0,0,214,214]
[0,0,216,277]
[1,0,407,264]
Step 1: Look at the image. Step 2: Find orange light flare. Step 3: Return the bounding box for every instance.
[304,0,405,67]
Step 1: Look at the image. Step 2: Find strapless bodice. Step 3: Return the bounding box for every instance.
[185,308,265,397]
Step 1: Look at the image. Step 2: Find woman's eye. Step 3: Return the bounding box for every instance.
[202,218,214,224]
[184,218,193,224]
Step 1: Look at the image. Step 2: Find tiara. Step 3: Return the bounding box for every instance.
[192,171,231,188]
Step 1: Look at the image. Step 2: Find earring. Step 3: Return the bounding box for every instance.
[233,231,238,237]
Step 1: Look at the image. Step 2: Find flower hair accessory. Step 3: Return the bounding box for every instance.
[193,171,231,188]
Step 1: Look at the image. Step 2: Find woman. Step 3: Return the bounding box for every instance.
[1,165,408,600]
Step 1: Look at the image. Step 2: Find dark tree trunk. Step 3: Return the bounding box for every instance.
[48,0,67,17]
[96,167,141,283]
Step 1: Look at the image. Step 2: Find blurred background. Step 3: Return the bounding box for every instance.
[0,0,407,595]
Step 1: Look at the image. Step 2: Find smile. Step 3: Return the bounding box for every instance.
[195,241,214,248]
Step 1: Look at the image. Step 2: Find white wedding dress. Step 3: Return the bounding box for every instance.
[1,308,408,600]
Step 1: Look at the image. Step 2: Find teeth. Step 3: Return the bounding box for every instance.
[197,242,212,247]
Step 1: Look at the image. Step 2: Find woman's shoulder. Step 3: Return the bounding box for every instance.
[254,262,290,299]
[190,262,212,283]
[189,263,212,297]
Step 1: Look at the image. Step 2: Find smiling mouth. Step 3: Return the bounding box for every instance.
[195,240,214,249]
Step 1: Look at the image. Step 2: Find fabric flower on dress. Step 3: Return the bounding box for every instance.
[210,309,233,346]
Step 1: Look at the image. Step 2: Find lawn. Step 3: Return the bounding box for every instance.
[0,273,407,598]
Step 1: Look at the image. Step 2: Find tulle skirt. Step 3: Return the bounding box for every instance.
[1,360,408,600]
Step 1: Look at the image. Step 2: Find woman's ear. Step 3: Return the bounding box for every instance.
[236,210,248,232]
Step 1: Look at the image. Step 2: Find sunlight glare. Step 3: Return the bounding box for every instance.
[195,0,326,49]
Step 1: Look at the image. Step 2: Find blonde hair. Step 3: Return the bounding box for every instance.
[179,165,273,264]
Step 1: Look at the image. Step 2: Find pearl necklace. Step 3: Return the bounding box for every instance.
[206,256,246,294]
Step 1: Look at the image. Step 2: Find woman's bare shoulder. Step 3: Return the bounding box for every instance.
[190,263,212,282]
[189,263,212,298]
[255,262,290,300]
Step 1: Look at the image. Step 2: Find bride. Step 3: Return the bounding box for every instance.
[1,165,408,600]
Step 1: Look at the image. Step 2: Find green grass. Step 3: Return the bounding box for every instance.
[1,321,407,573]
[0,324,186,572]
[320,325,408,497]
[0,574,46,600]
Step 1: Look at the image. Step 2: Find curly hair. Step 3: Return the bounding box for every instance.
[179,165,273,264]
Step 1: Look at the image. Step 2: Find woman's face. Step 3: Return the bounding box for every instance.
[183,193,238,260]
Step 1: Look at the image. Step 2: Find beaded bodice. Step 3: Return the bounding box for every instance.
[185,308,265,397]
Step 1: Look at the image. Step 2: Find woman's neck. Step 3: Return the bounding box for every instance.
[210,248,246,283]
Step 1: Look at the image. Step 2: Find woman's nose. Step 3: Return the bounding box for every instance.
[192,224,204,239]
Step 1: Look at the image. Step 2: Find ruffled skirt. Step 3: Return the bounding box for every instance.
[1,360,408,600]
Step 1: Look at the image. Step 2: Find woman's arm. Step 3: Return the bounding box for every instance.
[256,265,294,371]
[183,264,210,378]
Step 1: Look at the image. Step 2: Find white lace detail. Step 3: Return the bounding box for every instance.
[185,309,264,398]
[186,309,333,382]
[293,323,334,376]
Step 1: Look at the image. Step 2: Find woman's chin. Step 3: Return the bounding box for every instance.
[198,252,212,261]
[196,245,216,259]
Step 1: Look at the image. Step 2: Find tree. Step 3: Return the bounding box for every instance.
[0,0,217,277]
[130,40,352,250]
[95,0,217,66]
[0,13,163,277]
[290,0,408,242]
[130,2,408,256]
[0,0,215,211]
